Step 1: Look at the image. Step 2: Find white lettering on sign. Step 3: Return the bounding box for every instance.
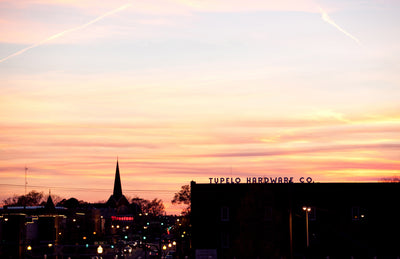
[208,177,313,184]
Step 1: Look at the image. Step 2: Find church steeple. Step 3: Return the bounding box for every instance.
[113,159,123,200]
[107,159,129,208]
[44,190,55,210]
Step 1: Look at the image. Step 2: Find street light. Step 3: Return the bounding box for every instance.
[162,244,168,258]
[97,245,103,254]
[302,206,311,247]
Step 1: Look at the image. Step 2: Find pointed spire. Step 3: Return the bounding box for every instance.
[113,159,123,200]
[45,191,55,210]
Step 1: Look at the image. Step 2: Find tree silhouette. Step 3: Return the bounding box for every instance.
[131,196,165,216]
[3,190,44,206]
[172,185,191,215]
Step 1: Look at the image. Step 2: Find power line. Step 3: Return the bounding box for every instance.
[0,183,176,194]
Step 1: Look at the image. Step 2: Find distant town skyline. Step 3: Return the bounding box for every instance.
[1,0,399,214]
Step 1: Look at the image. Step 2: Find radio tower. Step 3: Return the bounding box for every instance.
[25,165,28,195]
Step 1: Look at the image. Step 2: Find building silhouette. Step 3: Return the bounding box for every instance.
[106,160,129,208]
[191,181,400,259]
[0,160,141,258]
[0,194,66,258]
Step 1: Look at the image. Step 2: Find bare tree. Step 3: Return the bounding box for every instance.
[147,198,165,216]
[3,195,19,206]
[172,185,191,215]
[3,190,44,206]
[380,176,400,182]
[131,196,150,213]
[172,185,190,205]
[131,196,165,216]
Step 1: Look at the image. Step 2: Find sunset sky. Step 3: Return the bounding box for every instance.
[1,0,399,214]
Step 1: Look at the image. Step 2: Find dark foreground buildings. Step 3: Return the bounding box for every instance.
[191,180,400,259]
[4,163,400,259]
[0,161,177,258]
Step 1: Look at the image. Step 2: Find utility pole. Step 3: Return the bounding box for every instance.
[288,185,293,259]
[302,207,311,247]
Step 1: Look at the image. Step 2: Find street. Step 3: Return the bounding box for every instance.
[120,248,145,259]
[108,247,154,259]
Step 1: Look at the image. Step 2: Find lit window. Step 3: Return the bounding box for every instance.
[221,207,229,222]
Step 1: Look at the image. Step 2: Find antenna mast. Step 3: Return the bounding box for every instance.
[25,165,28,195]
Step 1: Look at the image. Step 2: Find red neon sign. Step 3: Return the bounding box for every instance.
[111,216,134,221]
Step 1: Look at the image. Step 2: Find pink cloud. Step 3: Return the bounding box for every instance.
[1,113,399,214]
[187,143,400,158]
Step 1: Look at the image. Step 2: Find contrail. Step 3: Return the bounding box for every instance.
[0,3,132,64]
[319,7,361,45]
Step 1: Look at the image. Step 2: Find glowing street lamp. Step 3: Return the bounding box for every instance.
[302,206,312,247]
[162,244,167,258]
[97,245,103,254]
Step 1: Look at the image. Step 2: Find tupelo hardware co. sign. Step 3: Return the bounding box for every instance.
[209,176,314,184]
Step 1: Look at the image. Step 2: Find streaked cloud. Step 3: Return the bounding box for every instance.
[174,0,318,12]
[0,3,131,64]
[1,0,399,214]
[319,6,361,45]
